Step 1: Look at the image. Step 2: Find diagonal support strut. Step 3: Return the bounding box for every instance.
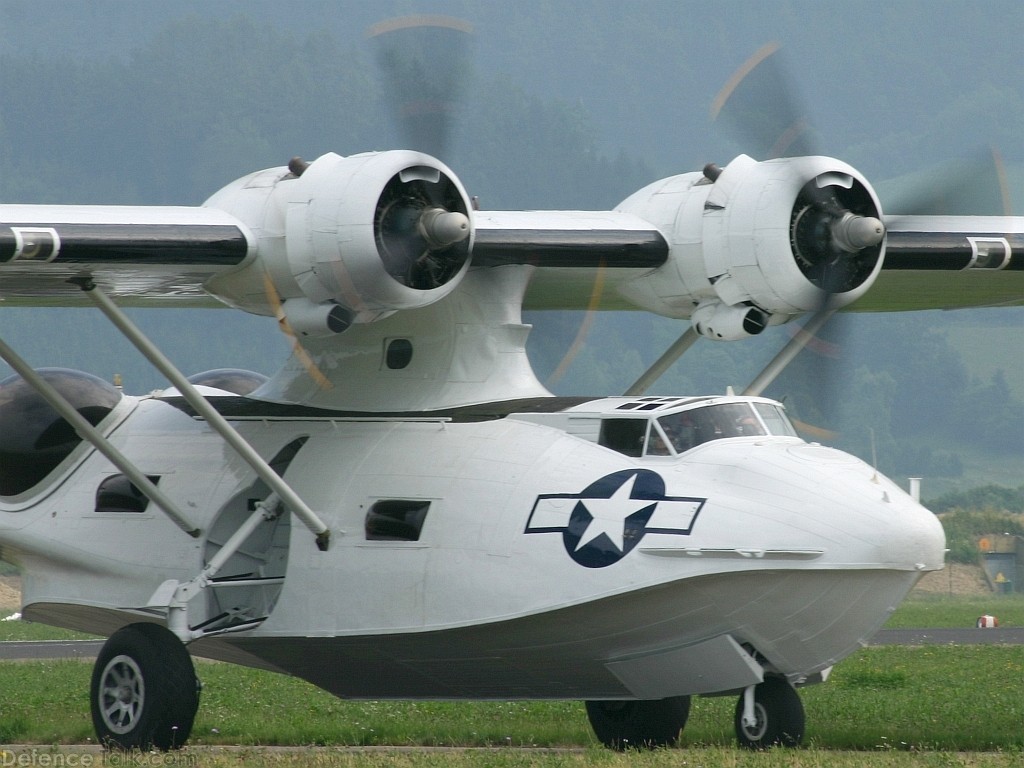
[742,308,836,397]
[623,326,701,396]
[72,278,331,551]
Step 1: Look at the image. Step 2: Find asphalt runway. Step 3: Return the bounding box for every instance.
[0,639,103,660]
[2,627,1023,661]
[869,627,1024,645]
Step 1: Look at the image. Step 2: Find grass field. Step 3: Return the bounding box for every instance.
[1,748,1023,768]
[1,645,1021,752]
[0,748,1022,768]
[883,593,1024,628]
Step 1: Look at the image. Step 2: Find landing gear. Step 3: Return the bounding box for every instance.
[90,623,200,750]
[585,696,691,749]
[734,677,804,749]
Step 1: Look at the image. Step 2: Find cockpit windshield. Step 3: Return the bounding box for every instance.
[590,397,799,459]
[648,401,795,456]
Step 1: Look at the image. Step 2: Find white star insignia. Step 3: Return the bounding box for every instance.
[573,474,653,552]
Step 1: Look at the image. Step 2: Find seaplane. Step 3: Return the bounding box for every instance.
[0,17,1020,752]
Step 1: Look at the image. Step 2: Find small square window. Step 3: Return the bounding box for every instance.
[366,500,430,541]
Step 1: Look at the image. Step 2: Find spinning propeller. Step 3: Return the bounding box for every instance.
[712,43,884,301]
[368,15,475,164]
[368,16,475,290]
[630,43,888,400]
[709,43,879,403]
[253,16,477,385]
[715,45,1013,434]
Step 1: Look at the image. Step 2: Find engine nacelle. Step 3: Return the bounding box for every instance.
[616,154,885,328]
[202,151,473,330]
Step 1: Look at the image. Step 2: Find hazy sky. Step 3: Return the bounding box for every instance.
[3,0,1021,180]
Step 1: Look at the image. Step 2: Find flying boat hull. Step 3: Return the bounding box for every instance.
[8,391,944,702]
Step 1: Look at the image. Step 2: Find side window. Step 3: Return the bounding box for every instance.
[755,402,798,436]
[0,369,122,497]
[598,418,647,457]
[365,500,430,541]
[95,474,159,514]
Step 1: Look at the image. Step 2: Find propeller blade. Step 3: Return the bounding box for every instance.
[546,261,607,388]
[882,146,1013,218]
[713,43,883,298]
[711,42,818,159]
[262,272,333,390]
[711,43,857,423]
[367,15,475,163]
[367,16,475,293]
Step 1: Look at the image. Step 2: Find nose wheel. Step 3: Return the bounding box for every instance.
[90,623,200,751]
[584,695,691,749]
[734,678,805,749]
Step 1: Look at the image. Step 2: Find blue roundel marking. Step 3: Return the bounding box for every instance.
[525,469,705,568]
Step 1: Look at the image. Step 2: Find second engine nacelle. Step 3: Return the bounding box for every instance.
[203,151,473,331]
[616,154,885,335]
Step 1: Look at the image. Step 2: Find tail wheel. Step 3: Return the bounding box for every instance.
[90,623,200,751]
[734,677,805,749]
[585,696,691,750]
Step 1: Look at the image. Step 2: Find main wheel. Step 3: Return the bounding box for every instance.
[90,623,200,750]
[585,696,690,750]
[734,677,804,749]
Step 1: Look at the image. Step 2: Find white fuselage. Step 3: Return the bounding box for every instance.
[3,390,944,700]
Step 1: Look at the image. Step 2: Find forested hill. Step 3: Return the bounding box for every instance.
[0,0,1020,496]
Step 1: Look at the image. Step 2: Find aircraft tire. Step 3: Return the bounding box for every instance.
[90,622,200,751]
[584,696,690,750]
[734,677,804,749]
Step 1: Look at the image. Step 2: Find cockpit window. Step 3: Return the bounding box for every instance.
[598,418,647,457]
[596,401,795,458]
[646,424,672,456]
[656,402,767,455]
[754,402,798,437]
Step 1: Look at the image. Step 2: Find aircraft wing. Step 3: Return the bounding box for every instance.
[852,215,1024,311]
[1,180,1021,319]
[474,210,666,312]
[478,210,1024,313]
[0,205,250,307]
[472,210,668,270]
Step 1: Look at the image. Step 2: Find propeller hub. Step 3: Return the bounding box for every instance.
[418,207,470,249]
[832,212,885,253]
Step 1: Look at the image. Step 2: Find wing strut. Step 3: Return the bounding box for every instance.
[742,309,836,397]
[71,277,331,552]
[623,326,701,396]
[0,334,201,537]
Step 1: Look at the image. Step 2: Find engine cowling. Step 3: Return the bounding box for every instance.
[616,154,885,338]
[202,151,473,331]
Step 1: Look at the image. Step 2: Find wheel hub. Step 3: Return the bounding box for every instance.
[741,703,768,740]
[98,654,145,734]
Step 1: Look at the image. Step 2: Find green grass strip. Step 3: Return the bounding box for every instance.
[1,646,1022,751]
